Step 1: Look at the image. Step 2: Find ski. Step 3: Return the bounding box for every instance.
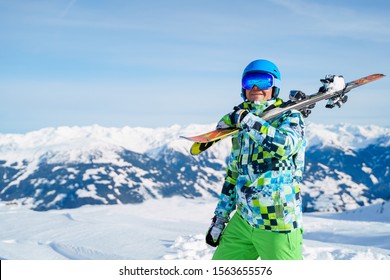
[180,128,240,155]
[180,127,240,143]
[182,73,385,155]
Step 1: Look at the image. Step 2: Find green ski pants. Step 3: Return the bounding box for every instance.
[212,213,303,260]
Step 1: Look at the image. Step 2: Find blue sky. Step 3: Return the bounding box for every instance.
[1,0,389,133]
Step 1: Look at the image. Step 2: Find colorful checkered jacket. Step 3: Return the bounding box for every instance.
[214,99,306,232]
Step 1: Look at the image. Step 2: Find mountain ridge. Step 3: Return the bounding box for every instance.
[1,122,389,211]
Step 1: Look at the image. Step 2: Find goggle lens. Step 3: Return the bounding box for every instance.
[242,72,279,90]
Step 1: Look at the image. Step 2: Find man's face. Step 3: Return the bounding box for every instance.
[245,85,273,102]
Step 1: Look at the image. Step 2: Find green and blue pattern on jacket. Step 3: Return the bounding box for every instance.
[215,100,306,232]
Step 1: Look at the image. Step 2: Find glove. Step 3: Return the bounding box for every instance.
[205,216,228,247]
[229,106,249,127]
[216,106,249,129]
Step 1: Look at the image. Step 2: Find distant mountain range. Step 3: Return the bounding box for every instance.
[0,123,389,211]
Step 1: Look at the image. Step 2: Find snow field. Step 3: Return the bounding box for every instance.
[0,197,389,260]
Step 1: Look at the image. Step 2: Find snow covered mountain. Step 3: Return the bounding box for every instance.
[0,123,389,212]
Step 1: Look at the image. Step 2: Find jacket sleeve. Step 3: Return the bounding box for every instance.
[240,110,305,160]
[214,157,238,220]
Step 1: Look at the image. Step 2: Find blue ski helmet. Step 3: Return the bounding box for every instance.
[241,59,281,100]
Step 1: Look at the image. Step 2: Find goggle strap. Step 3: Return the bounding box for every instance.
[273,78,281,88]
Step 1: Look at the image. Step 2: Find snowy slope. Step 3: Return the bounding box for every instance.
[0,198,389,260]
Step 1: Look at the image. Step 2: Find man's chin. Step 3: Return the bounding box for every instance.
[248,96,266,102]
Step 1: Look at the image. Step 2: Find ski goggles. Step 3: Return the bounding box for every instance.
[242,72,280,90]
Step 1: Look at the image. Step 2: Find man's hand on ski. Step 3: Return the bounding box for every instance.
[229,106,249,126]
[206,216,228,247]
[216,107,249,129]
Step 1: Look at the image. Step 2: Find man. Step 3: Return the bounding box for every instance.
[206,59,306,260]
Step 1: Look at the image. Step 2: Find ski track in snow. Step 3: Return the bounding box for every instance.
[48,242,124,260]
[0,197,389,260]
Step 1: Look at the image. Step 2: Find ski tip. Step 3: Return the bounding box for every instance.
[351,73,386,86]
[367,73,385,79]
[373,73,386,78]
